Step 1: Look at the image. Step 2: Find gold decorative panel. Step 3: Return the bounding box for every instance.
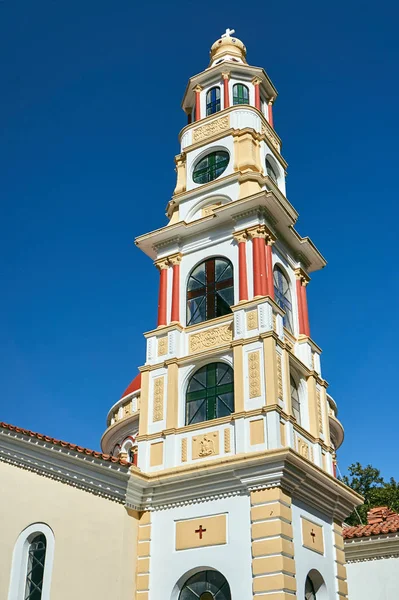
[248,351,261,398]
[192,115,230,143]
[276,353,283,400]
[149,441,163,467]
[153,377,164,422]
[316,387,323,434]
[158,336,168,357]
[189,323,233,354]
[192,432,219,460]
[224,428,231,453]
[123,402,131,418]
[261,121,280,151]
[175,514,227,551]
[301,518,324,555]
[250,419,265,445]
[181,438,187,462]
[246,310,258,331]
[296,436,314,461]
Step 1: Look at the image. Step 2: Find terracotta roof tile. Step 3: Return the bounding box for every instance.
[343,508,399,539]
[0,421,131,467]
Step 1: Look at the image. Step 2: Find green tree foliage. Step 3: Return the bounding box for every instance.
[341,462,399,525]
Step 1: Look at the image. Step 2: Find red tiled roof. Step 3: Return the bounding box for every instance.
[0,421,131,466]
[344,507,399,539]
[120,372,141,399]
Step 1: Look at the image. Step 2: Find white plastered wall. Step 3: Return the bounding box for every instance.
[0,461,136,600]
[150,494,252,600]
[291,499,336,600]
[346,555,399,600]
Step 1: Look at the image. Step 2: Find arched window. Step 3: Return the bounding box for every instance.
[8,523,54,600]
[186,363,234,425]
[206,87,221,115]
[233,83,249,105]
[179,570,231,600]
[305,575,317,600]
[266,156,278,183]
[273,266,293,332]
[25,534,47,599]
[187,257,233,325]
[290,376,301,423]
[193,151,229,184]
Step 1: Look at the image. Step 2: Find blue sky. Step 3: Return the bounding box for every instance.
[1,0,398,479]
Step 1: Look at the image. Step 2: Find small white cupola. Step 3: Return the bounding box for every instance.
[209,28,247,67]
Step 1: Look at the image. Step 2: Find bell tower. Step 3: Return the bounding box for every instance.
[101,29,361,600]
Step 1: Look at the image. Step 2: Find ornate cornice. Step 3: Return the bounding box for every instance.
[0,428,130,503]
[344,534,399,563]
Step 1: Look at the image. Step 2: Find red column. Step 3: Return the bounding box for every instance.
[251,229,267,297]
[156,260,168,327]
[194,86,202,121]
[265,239,274,299]
[170,255,181,322]
[254,83,261,111]
[222,73,230,109]
[296,278,304,334]
[268,100,274,128]
[301,282,310,337]
[296,270,310,336]
[235,233,248,301]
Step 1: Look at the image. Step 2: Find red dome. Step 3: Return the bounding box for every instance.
[120,373,141,399]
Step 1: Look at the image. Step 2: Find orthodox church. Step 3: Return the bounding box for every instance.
[0,30,362,600]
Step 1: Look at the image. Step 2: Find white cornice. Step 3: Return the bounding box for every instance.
[126,449,361,519]
[0,428,130,503]
[345,533,399,562]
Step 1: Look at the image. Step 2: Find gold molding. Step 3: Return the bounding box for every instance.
[248,351,261,398]
[153,377,164,422]
[192,115,230,143]
[157,336,168,357]
[189,322,233,354]
[192,431,219,460]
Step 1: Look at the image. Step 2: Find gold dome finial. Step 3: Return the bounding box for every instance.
[209,28,247,66]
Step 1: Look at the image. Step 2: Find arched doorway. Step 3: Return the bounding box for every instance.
[179,570,231,600]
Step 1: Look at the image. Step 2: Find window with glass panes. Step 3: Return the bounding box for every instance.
[187,257,233,325]
[186,363,234,425]
[305,576,317,600]
[266,156,278,183]
[273,266,293,332]
[233,83,249,105]
[179,570,231,600]
[206,87,221,115]
[290,376,301,423]
[25,534,46,600]
[192,151,229,184]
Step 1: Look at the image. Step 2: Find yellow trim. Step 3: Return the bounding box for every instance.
[149,441,164,467]
[263,336,278,406]
[166,362,179,429]
[138,371,150,436]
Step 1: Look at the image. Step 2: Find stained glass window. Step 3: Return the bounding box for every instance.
[233,83,249,105]
[193,151,229,184]
[24,534,46,600]
[186,363,234,425]
[187,257,233,325]
[266,156,278,183]
[206,87,221,115]
[290,376,301,423]
[274,266,293,332]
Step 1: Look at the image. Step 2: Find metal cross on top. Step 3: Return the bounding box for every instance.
[195,525,207,539]
[221,28,235,38]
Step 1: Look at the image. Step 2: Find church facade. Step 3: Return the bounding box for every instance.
[0,30,361,600]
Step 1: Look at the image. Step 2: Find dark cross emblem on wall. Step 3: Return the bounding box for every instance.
[195,525,207,539]
[310,529,316,543]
